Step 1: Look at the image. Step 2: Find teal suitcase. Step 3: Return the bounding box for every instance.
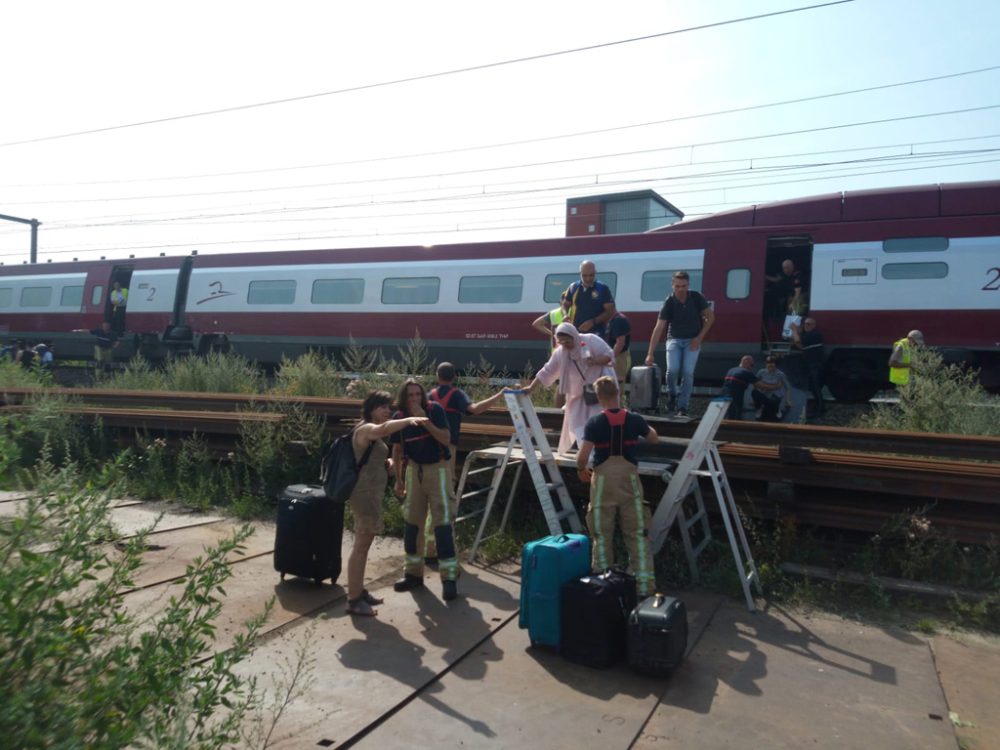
[519,534,590,647]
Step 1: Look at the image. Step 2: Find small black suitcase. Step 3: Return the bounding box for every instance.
[629,365,661,411]
[627,593,688,676]
[559,570,637,669]
[274,484,344,585]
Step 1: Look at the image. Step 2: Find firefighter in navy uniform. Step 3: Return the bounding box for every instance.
[390,379,461,601]
[576,376,659,597]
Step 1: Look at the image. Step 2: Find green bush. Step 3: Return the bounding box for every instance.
[273,350,343,397]
[0,459,269,749]
[0,358,53,388]
[163,351,264,394]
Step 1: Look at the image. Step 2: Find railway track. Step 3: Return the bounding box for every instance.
[4,387,999,542]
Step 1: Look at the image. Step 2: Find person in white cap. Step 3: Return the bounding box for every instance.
[888,330,925,386]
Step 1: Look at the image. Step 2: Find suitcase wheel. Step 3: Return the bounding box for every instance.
[279,572,286,581]
[314,577,324,587]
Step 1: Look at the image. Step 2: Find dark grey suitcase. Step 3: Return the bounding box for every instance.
[629,365,661,411]
[274,484,344,585]
[627,593,688,676]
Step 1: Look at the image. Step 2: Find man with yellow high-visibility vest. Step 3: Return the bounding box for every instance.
[888,330,925,386]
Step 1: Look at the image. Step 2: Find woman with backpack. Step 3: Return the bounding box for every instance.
[345,390,428,617]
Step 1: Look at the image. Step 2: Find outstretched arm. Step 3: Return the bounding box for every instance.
[468,389,506,415]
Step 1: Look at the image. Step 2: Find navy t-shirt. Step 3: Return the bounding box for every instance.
[605,314,631,351]
[722,367,757,398]
[566,280,614,338]
[429,384,473,446]
[390,401,451,463]
[657,291,709,340]
[583,408,650,467]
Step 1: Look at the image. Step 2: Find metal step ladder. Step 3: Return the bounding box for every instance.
[649,398,763,612]
[465,390,583,563]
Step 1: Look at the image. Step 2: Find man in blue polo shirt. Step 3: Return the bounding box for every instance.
[565,259,616,339]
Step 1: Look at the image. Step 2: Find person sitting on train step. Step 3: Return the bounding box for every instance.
[721,356,757,420]
[420,363,506,569]
[644,271,714,418]
[390,379,461,601]
[531,291,573,408]
[605,311,632,396]
[565,260,616,339]
[345,391,429,617]
[576,376,659,598]
[517,322,615,455]
[752,356,792,421]
[888,330,925,387]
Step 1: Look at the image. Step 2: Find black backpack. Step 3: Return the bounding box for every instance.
[320,428,375,504]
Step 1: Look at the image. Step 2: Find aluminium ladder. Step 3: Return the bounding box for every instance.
[466,390,583,563]
[649,398,763,612]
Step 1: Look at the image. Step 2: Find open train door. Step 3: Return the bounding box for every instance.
[105,265,133,333]
[763,236,813,346]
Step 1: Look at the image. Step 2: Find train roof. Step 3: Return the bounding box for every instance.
[650,180,1000,231]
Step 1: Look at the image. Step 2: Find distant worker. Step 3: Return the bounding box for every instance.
[644,271,714,417]
[605,310,632,393]
[721,355,757,420]
[889,330,925,387]
[564,260,616,339]
[33,342,54,370]
[531,291,573,408]
[792,317,826,417]
[421,363,506,568]
[576,376,659,597]
[518,322,614,455]
[765,259,804,320]
[110,280,128,333]
[74,322,120,374]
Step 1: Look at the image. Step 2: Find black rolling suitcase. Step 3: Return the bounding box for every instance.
[274,484,344,585]
[629,365,661,411]
[627,593,688,676]
[559,570,637,668]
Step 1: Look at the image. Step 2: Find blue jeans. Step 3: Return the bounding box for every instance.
[665,338,701,409]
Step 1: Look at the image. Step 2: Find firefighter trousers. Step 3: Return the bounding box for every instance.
[403,460,459,581]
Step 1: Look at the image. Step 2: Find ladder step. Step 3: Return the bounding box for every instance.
[683,511,707,529]
[466,465,503,477]
[455,509,485,523]
[460,487,493,500]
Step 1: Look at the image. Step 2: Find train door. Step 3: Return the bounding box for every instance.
[105,266,133,333]
[763,236,813,347]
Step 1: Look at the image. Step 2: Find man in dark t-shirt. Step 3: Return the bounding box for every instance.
[793,317,826,417]
[605,311,632,390]
[644,271,715,416]
[721,355,758,420]
[565,259,616,338]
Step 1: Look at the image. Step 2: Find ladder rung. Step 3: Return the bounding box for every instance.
[683,511,707,529]
[460,487,493,500]
[552,509,578,521]
[466,465,502,477]
[455,509,485,523]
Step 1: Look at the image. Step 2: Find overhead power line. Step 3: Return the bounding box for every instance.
[0,1,854,149]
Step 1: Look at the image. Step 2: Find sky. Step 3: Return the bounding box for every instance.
[1,0,998,265]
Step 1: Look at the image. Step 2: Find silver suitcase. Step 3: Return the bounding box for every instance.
[629,365,661,411]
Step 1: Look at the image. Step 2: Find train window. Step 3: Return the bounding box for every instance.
[92,286,104,305]
[725,269,751,299]
[60,286,84,307]
[544,273,617,303]
[312,278,364,304]
[382,277,440,304]
[881,262,948,280]
[883,237,949,253]
[459,275,523,304]
[20,287,52,307]
[248,280,296,304]
[640,270,703,301]
[0,288,10,308]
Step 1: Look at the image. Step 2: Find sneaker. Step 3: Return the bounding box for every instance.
[393,574,424,592]
[424,556,439,571]
[675,408,688,418]
[442,580,458,601]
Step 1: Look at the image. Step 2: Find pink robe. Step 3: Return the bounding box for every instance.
[535,332,615,454]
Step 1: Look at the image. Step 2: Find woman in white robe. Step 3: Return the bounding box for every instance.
[522,322,615,454]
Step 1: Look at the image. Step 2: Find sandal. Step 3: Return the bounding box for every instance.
[361,589,384,606]
[346,598,378,617]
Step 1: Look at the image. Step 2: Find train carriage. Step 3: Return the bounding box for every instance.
[2,179,998,401]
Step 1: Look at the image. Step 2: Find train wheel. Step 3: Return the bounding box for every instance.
[826,355,879,403]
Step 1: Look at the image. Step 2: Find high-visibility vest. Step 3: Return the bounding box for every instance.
[548,307,567,351]
[889,338,911,385]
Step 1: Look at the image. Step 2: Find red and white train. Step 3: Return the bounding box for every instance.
[2,180,999,401]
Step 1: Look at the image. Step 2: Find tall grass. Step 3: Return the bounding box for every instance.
[272,350,343,397]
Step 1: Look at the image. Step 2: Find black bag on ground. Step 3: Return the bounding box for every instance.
[627,593,688,676]
[320,428,374,503]
[274,484,344,585]
[559,569,637,668]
